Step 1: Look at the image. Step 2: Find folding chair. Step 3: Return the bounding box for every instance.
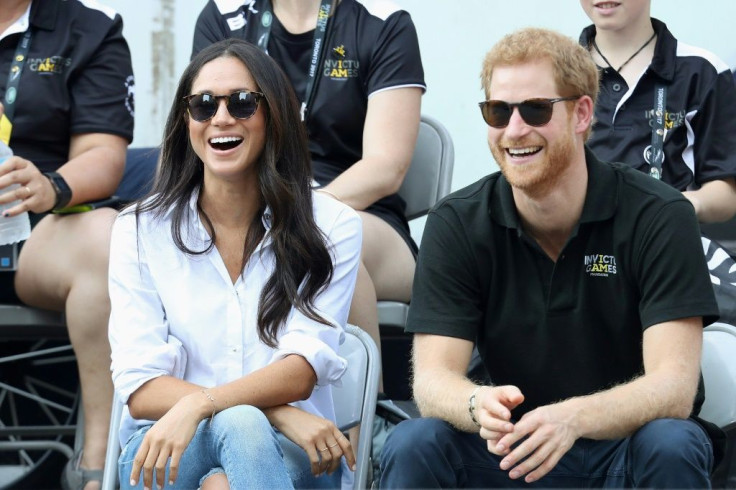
[333,324,381,489]
[377,114,454,330]
[700,322,736,487]
[376,114,454,400]
[101,324,381,490]
[0,304,80,487]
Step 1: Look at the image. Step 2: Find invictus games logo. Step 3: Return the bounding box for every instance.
[324,59,359,79]
[324,45,358,80]
[28,56,71,75]
[645,107,685,131]
[584,253,617,277]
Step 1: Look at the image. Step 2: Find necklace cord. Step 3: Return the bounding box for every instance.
[591,32,656,72]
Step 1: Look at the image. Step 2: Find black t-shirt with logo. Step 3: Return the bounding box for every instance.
[193,0,426,249]
[0,0,135,173]
[407,149,718,419]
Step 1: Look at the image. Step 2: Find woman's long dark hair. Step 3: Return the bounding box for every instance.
[135,39,334,347]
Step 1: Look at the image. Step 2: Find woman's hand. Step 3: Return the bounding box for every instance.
[266,405,356,477]
[129,392,210,490]
[0,155,56,215]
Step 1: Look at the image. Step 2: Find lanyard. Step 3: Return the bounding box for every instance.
[648,85,667,180]
[255,0,336,121]
[1,29,32,145]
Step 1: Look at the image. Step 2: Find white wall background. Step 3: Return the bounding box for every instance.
[104,0,736,194]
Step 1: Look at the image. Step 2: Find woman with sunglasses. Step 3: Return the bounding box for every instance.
[108,38,361,489]
[193,0,425,363]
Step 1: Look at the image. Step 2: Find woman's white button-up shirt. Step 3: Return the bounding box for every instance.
[108,190,362,445]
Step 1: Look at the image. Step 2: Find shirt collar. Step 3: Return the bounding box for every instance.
[579,18,676,82]
[489,146,617,233]
[30,0,58,32]
[184,187,274,245]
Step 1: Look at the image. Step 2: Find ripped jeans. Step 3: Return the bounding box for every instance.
[119,405,341,489]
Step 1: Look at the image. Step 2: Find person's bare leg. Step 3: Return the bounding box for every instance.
[348,263,381,366]
[201,473,230,489]
[357,212,415,303]
[16,209,118,490]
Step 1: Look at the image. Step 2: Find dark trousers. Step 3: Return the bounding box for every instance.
[380,417,713,488]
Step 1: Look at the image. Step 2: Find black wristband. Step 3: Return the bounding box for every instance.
[43,172,73,211]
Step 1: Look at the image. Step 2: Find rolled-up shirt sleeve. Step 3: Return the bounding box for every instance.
[272,205,363,386]
[108,211,183,403]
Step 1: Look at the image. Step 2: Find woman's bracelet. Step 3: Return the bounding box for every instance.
[468,386,482,428]
[315,188,342,203]
[202,389,217,426]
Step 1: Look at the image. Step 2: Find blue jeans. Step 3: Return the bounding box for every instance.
[380,417,713,488]
[119,405,340,489]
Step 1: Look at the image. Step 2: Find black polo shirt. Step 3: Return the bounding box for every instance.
[407,149,718,418]
[0,0,135,173]
[579,19,736,190]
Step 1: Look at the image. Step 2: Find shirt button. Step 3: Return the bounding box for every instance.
[612,83,622,92]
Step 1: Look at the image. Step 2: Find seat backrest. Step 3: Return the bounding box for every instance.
[333,324,381,490]
[699,322,736,429]
[399,115,455,221]
[334,327,369,430]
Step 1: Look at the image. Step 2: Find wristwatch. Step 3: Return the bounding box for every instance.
[43,172,73,211]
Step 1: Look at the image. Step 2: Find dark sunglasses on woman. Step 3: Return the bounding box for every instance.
[478,96,580,128]
[184,90,265,122]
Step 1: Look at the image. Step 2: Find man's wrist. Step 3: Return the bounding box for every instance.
[468,386,483,428]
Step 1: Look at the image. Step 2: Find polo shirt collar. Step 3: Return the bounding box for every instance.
[579,18,676,83]
[489,146,617,233]
[30,0,58,32]
[579,147,617,223]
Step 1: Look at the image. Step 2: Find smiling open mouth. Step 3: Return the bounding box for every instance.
[209,136,243,151]
[507,146,542,157]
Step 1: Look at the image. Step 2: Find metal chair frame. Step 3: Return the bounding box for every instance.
[0,304,82,487]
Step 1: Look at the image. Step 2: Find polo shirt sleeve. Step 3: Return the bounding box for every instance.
[406,204,483,342]
[192,0,231,59]
[108,211,182,404]
[365,10,425,96]
[634,199,720,329]
[69,13,134,142]
[691,69,736,184]
[272,206,362,386]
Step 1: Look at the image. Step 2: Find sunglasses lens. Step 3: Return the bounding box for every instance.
[480,99,557,128]
[186,92,260,121]
[481,101,512,128]
[518,100,554,126]
[187,93,218,122]
[228,91,259,119]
